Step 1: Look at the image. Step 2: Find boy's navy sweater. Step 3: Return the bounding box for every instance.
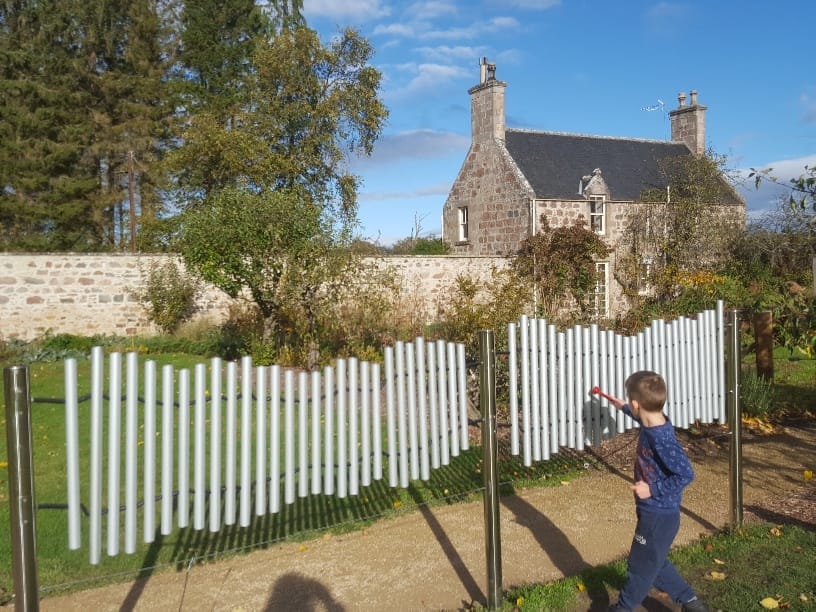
[623,404,694,514]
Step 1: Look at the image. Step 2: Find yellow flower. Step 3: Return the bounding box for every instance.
[392,501,402,509]
[805,470,813,482]
[577,582,586,592]
[0,461,8,469]
[516,596,524,606]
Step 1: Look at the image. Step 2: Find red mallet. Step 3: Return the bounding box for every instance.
[590,385,615,402]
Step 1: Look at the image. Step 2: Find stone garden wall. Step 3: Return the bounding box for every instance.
[0,254,508,341]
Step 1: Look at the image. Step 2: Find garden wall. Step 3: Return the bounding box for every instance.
[0,254,508,341]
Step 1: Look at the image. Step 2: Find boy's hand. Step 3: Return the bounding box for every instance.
[609,395,626,410]
[630,480,651,499]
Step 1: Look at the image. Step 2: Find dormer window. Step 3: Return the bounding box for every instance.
[589,195,606,235]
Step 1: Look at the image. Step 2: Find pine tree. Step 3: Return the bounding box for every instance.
[0,1,101,250]
[0,0,173,251]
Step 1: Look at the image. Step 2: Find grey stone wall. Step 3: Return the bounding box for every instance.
[442,142,533,256]
[0,254,508,341]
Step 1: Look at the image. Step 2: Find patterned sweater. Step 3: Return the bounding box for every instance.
[623,404,695,514]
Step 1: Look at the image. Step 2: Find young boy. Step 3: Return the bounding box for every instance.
[607,371,708,612]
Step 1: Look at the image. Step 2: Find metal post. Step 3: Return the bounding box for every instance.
[724,310,743,527]
[479,330,502,610]
[4,366,40,611]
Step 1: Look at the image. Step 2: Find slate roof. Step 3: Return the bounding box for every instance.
[504,129,695,201]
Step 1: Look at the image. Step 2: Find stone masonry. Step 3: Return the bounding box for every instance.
[0,254,508,342]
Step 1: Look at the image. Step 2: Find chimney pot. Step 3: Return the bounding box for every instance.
[677,92,686,108]
[690,90,698,106]
[487,62,496,81]
[479,57,487,84]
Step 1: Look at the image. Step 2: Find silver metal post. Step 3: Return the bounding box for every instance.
[4,366,40,611]
[479,330,502,610]
[724,310,743,527]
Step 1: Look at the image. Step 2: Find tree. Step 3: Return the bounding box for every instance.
[165,26,388,224]
[749,164,816,213]
[616,150,743,305]
[0,0,172,251]
[173,24,387,348]
[177,187,357,347]
[512,216,611,319]
[0,1,101,250]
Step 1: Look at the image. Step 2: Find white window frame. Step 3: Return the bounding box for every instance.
[638,258,653,294]
[589,195,606,235]
[592,262,609,319]
[458,206,469,242]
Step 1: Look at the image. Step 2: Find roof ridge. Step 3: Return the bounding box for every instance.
[505,127,683,146]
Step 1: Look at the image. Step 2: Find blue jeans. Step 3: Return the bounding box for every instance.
[617,508,696,610]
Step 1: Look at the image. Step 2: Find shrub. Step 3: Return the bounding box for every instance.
[135,259,200,334]
[740,371,775,418]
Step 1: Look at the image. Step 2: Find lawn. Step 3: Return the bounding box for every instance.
[0,349,588,602]
[498,523,816,611]
[1,341,813,606]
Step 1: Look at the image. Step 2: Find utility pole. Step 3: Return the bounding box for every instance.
[128,151,136,253]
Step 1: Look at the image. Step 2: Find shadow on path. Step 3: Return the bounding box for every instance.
[120,533,164,612]
[407,486,485,608]
[265,572,345,611]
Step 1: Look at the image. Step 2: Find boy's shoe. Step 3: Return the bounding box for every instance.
[607,603,628,611]
[681,597,709,612]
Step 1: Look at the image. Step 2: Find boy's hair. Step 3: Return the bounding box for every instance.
[625,371,666,412]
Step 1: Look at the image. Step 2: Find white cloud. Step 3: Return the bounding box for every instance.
[384,62,471,99]
[414,45,486,61]
[373,22,417,37]
[359,182,452,201]
[406,1,458,19]
[735,154,816,213]
[356,129,470,167]
[422,15,520,40]
[375,15,520,42]
[486,0,560,8]
[644,2,691,37]
[800,92,816,124]
[303,0,390,21]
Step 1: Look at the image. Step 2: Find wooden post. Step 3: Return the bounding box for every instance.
[753,311,774,381]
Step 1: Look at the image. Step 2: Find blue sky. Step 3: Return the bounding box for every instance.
[303,0,816,245]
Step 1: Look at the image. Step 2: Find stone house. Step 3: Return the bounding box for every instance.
[441,59,744,317]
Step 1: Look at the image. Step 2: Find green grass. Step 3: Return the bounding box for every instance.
[496,523,816,611]
[0,348,589,602]
[2,339,813,606]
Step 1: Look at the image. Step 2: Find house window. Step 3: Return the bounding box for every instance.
[458,206,469,242]
[589,196,606,235]
[591,262,609,319]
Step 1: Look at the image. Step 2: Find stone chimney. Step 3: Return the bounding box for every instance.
[669,89,707,155]
[468,57,507,144]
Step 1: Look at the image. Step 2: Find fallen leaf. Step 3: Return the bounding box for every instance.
[800,594,809,603]
[712,558,726,565]
[760,598,779,609]
[705,571,726,581]
[804,470,813,482]
[770,526,782,537]
[298,545,307,552]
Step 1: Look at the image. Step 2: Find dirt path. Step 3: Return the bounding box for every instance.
[29,421,816,612]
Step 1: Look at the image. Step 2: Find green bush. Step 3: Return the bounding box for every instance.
[135,260,200,334]
[739,371,775,418]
